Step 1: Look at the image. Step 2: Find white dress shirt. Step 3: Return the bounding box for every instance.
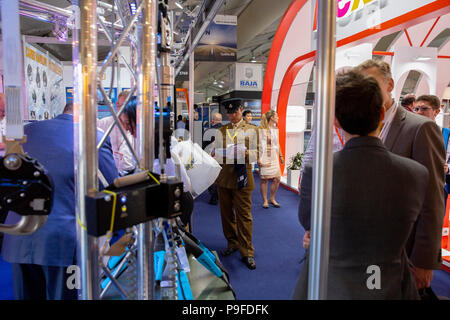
[97,116,135,175]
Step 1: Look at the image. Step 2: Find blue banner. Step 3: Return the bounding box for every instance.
[195,15,237,62]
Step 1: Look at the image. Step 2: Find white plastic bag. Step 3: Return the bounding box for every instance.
[153,154,193,196]
[171,140,221,197]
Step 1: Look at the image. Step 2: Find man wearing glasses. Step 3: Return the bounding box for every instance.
[414,95,450,198]
[413,95,449,167]
[414,95,442,121]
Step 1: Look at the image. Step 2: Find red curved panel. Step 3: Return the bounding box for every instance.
[276,51,316,175]
[261,0,308,114]
[266,0,448,176]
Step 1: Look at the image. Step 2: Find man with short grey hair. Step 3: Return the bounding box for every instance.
[355,59,445,293]
[211,112,222,126]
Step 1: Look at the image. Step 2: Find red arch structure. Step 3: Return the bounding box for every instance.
[275,51,315,174]
[261,0,450,174]
[261,0,309,113]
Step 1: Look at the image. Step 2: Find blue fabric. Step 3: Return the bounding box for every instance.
[0,255,13,299]
[444,128,450,195]
[11,263,78,300]
[1,114,118,267]
[443,128,450,151]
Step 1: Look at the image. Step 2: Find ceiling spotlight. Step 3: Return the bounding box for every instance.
[129,2,137,15]
[175,2,183,9]
[250,50,257,63]
[415,56,432,61]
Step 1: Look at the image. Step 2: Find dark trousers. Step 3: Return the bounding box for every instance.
[0,210,6,251]
[217,186,254,257]
[11,263,78,300]
[208,183,218,202]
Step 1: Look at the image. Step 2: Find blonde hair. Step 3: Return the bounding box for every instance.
[118,90,131,99]
[259,110,277,129]
[354,59,392,81]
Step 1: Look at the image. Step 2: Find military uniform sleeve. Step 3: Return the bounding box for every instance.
[213,126,227,165]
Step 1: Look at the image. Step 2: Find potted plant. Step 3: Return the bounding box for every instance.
[286,152,304,187]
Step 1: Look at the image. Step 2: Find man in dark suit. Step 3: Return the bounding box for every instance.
[292,70,429,299]
[355,60,445,291]
[1,102,119,300]
[213,99,259,269]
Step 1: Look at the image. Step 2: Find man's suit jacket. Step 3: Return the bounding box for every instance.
[202,122,222,150]
[1,114,119,267]
[384,106,445,270]
[294,136,428,299]
[214,120,257,190]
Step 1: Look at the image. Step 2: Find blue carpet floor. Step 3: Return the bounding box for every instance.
[191,176,307,300]
[192,175,450,300]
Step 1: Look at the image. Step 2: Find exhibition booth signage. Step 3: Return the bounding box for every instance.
[230,63,263,92]
[195,15,237,62]
[23,42,65,121]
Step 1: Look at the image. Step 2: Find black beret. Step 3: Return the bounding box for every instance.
[222,98,243,114]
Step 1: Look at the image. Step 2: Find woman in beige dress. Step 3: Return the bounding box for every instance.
[258,110,284,208]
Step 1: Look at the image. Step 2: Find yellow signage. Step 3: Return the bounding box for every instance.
[49,60,63,76]
[25,46,47,67]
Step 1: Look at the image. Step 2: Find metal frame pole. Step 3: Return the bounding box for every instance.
[75,0,100,300]
[1,0,24,140]
[307,0,336,300]
[136,0,158,300]
[188,48,194,141]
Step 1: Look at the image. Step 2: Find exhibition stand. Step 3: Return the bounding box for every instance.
[261,0,450,272]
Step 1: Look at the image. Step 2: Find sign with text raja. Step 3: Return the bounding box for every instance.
[231,63,263,92]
